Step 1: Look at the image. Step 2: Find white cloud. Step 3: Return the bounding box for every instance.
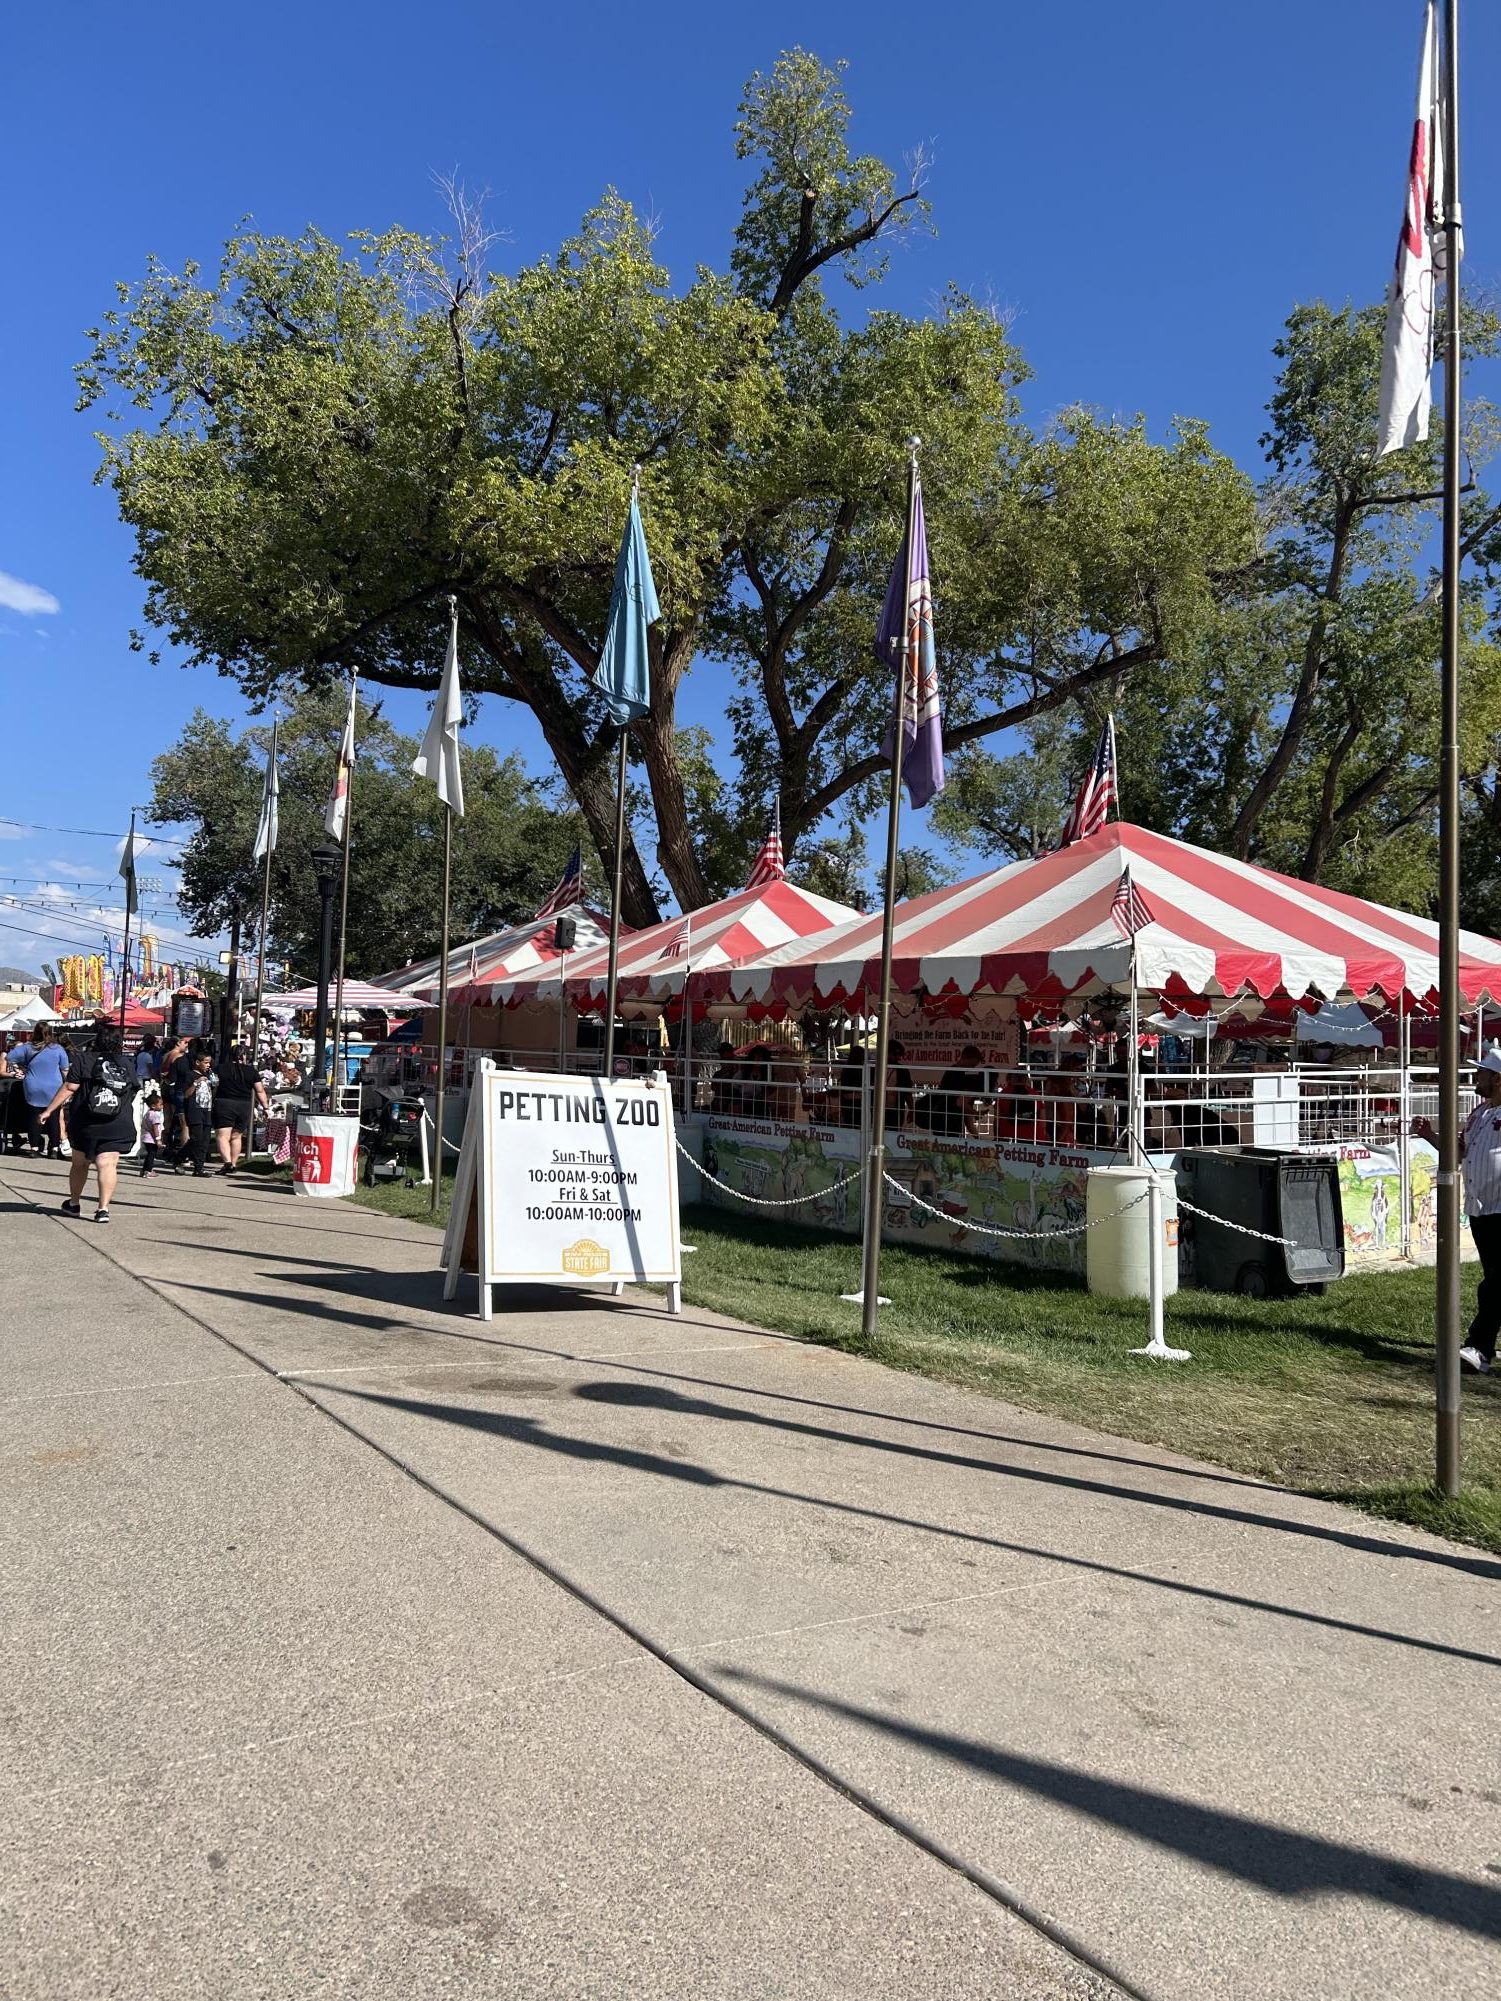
[0,571,60,616]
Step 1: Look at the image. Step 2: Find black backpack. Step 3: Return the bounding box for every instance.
[83,1053,139,1121]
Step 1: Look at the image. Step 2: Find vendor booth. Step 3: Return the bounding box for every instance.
[685,823,1501,1281]
[382,824,1501,1286]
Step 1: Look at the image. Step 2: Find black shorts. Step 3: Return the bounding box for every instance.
[214,1098,251,1137]
[66,1116,137,1161]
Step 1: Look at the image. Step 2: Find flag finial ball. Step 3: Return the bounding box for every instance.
[906,435,922,456]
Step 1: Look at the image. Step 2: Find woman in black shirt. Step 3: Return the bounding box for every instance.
[213,1043,270,1175]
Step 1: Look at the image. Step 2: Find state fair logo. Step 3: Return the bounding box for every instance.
[561,1239,611,1278]
[294,1134,334,1185]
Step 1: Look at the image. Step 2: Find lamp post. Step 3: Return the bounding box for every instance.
[311,842,341,1098]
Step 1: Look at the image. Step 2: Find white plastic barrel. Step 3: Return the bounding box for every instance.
[1086,1165,1180,1300]
[291,1113,360,1198]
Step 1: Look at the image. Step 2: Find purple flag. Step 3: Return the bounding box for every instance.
[876,474,944,808]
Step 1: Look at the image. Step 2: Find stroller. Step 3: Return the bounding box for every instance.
[360,1090,426,1186]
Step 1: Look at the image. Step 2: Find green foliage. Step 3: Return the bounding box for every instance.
[149,692,579,978]
[935,299,1501,914]
[81,47,1257,927]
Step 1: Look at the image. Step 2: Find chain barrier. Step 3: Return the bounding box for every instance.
[1174,1195,1299,1249]
[883,1172,1150,1240]
[676,1133,864,1208]
[421,1110,463,1157]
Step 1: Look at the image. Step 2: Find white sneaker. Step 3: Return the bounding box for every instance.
[1459,1345,1491,1375]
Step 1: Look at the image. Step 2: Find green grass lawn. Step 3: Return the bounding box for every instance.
[339,1169,1501,1554]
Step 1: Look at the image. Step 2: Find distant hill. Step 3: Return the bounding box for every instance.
[0,966,43,986]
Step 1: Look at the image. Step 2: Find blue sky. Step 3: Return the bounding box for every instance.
[2,0,1496,973]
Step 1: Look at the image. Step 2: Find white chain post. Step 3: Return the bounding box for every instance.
[1131,1170,1192,1362]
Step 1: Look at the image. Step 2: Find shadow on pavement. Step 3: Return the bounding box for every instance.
[313,1383,1501,1671]
[713,1666,1501,1942]
[568,1381,1501,1584]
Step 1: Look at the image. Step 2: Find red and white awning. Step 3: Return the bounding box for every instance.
[489,878,863,1009]
[264,979,419,1011]
[373,905,614,1006]
[704,823,1501,1011]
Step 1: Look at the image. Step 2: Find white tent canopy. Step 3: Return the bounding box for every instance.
[0,994,62,1031]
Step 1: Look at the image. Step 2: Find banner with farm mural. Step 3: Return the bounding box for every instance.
[1301,1138,1439,1264]
[700,1117,1096,1276]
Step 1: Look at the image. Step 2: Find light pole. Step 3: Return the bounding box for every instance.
[311,842,340,1098]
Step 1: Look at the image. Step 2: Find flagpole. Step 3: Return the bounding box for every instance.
[603,730,629,1078]
[331,672,357,1098]
[860,439,921,1341]
[681,921,694,1118]
[249,714,278,1074]
[602,466,642,1080]
[118,808,136,1031]
[431,800,454,1216]
[1435,0,1463,1496]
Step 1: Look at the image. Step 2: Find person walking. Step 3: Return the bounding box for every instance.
[160,1034,195,1161]
[212,1043,268,1175]
[138,1086,164,1178]
[134,1032,161,1085]
[1417,1048,1501,1375]
[4,1023,69,1157]
[181,1050,217,1176]
[45,1020,139,1223]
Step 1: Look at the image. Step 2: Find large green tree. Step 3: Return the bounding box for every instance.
[934,301,1501,916]
[82,49,1256,925]
[149,691,580,978]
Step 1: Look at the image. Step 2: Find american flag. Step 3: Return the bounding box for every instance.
[1057,714,1118,847]
[536,846,583,919]
[1110,866,1154,940]
[745,801,786,887]
[660,915,692,960]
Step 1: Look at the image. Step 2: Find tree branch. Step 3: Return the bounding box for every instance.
[768,186,926,318]
[797,641,1151,827]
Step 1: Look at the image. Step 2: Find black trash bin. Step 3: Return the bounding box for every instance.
[1178,1148,1345,1297]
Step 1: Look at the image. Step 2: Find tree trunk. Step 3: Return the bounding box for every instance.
[639,707,711,913]
[573,746,660,929]
[464,602,662,926]
[1229,502,1355,860]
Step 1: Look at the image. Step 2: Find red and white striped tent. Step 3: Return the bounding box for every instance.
[374,905,614,1006]
[488,878,863,1013]
[704,823,1501,1013]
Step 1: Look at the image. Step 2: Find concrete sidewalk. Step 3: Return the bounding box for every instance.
[2,1151,1497,2000]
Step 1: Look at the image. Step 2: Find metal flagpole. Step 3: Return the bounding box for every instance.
[250,712,280,1072]
[331,673,357,1101]
[118,807,136,1031]
[603,746,631,1078]
[1435,0,1463,1496]
[431,802,454,1216]
[249,721,277,1070]
[681,919,694,1118]
[859,440,921,1340]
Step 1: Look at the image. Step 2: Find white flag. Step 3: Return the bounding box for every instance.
[412,603,466,817]
[324,680,357,841]
[1377,2,1448,457]
[253,725,280,863]
[118,827,139,917]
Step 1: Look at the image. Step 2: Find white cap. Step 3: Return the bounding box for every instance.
[1476,1050,1501,1076]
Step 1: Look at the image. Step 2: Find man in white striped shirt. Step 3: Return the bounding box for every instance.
[1417,1049,1501,1374]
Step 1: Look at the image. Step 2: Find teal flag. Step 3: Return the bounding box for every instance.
[592,490,659,725]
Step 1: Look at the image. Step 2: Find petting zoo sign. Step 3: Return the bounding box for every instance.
[442,1063,683,1320]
